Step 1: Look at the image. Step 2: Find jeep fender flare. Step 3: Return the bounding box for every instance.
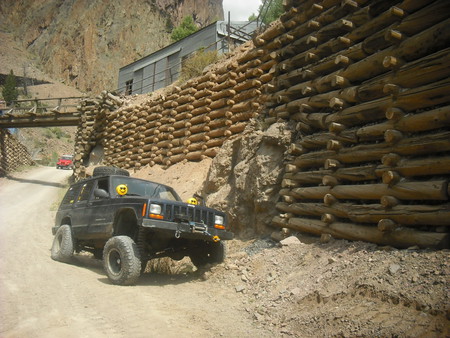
[113,208,139,240]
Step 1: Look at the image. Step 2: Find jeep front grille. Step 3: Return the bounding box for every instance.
[163,204,215,227]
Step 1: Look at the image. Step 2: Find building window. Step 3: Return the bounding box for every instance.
[125,80,133,95]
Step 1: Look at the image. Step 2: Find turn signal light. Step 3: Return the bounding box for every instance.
[214,224,225,230]
[149,214,164,219]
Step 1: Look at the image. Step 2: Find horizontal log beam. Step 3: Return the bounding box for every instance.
[285,217,449,249]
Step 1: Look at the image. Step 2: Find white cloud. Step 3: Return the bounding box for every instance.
[223,0,261,21]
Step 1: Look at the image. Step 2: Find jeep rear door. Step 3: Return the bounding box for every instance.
[85,177,115,238]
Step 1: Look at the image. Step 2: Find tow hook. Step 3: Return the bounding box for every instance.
[212,236,220,242]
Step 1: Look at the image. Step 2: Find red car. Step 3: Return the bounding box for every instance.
[56,155,73,169]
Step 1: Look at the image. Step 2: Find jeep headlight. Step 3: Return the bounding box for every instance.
[149,204,163,219]
[149,204,162,214]
[214,215,225,229]
[215,215,224,225]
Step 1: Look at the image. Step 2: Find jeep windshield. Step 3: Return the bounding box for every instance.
[110,176,181,201]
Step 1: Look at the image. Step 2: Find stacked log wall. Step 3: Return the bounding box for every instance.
[269,0,450,248]
[0,129,35,176]
[73,42,273,177]
[73,0,450,248]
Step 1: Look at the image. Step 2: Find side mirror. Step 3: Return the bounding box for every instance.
[94,189,109,199]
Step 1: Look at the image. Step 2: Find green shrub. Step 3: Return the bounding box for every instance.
[2,70,19,105]
[179,50,221,83]
[171,16,198,42]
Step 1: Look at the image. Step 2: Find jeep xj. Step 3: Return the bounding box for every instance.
[51,166,233,285]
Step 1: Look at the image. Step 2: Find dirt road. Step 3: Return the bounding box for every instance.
[0,166,268,338]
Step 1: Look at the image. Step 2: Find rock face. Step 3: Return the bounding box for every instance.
[0,0,223,94]
[202,122,293,236]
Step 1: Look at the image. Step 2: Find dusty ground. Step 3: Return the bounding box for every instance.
[1,165,448,337]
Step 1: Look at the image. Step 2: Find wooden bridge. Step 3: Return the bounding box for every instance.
[0,97,84,128]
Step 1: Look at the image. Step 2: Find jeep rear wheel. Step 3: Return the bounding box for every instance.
[51,224,74,263]
[189,241,226,268]
[103,236,141,285]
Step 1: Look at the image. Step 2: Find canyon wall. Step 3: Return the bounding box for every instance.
[0,0,223,94]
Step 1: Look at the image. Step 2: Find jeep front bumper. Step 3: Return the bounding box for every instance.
[142,218,234,241]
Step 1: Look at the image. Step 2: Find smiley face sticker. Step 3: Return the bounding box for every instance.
[116,184,128,196]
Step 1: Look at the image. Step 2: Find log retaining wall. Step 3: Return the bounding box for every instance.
[0,129,35,176]
[74,0,450,248]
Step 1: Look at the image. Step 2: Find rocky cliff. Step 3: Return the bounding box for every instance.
[0,0,223,94]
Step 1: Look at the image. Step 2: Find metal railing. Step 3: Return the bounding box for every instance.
[4,97,85,115]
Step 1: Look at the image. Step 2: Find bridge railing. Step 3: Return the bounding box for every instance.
[4,97,85,115]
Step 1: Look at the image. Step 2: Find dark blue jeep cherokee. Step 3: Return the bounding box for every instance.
[51,166,233,285]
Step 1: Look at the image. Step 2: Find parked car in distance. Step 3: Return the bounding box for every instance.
[56,155,73,169]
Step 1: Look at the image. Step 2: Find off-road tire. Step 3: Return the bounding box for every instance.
[103,236,141,285]
[51,224,74,263]
[189,241,226,268]
[93,166,129,177]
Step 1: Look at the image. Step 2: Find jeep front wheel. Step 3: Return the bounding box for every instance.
[103,236,141,285]
[51,224,74,263]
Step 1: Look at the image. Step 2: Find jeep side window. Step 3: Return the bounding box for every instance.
[96,178,109,199]
[77,181,94,203]
[61,185,82,205]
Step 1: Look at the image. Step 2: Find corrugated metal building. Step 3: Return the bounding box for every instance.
[117,21,257,95]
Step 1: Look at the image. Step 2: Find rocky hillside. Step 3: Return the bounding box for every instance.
[0,0,223,94]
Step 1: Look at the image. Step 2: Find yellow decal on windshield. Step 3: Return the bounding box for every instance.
[116,184,128,196]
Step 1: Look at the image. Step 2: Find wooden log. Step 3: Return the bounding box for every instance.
[187,106,208,118]
[382,170,401,185]
[205,108,229,121]
[299,130,356,150]
[357,105,450,141]
[235,59,262,74]
[234,79,262,92]
[233,89,262,103]
[208,118,232,129]
[272,216,289,228]
[294,131,450,169]
[205,137,225,149]
[343,18,450,83]
[286,217,449,249]
[376,155,450,178]
[228,122,246,134]
[377,219,398,232]
[380,195,400,208]
[237,49,265,64]
[203,147,219,157]
[209,98,234,110]
[186,151,205,161]
[230,101,260,113]
[212,80,237,92]
[290,180,448,201]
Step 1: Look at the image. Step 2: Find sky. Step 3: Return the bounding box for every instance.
[223,0,261,21]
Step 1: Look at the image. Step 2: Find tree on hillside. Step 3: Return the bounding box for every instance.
[171,16,198,42]
[249,0,284,25]
[2,70,19,105]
